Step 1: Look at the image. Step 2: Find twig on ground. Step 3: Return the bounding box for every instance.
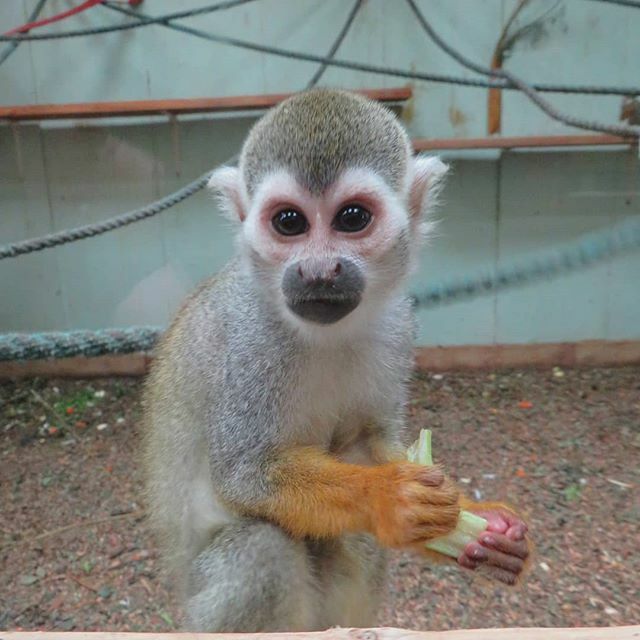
[1,509,145,549]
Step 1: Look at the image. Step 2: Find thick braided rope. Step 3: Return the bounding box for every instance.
[0,170,213,260]
[2,216,639,361]
[0,327,162,361]
[411,215,640,308]
[0,0,364,263]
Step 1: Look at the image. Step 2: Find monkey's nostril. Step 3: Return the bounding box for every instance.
[297,265,304,279]
[333,262,342,276]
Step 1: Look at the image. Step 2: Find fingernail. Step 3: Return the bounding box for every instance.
[481,535,495,546]
[472,547,488,560]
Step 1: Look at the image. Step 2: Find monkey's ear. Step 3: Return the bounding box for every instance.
[407,156,449,224]
[208,166,246,222]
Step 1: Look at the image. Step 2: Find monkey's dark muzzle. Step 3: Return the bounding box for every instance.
[282,257,364,325]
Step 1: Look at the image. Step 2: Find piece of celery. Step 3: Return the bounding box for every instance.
[407,428,488,559]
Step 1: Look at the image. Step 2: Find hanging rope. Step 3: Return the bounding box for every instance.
[0,0,260,41]
[2,1,639,362]
[4,0,101,36]
[102,1,640,97]
[0,170,214,260]
[0,0,47,66]
[0,0,364,262]
[2,215,639,362]
[0,0,636,96]
[406,0,639,140]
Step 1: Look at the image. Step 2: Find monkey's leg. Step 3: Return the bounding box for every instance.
[310,534,387,629]
[185,519,318,632]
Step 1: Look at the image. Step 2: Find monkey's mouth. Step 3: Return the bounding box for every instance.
[287,295,361,325]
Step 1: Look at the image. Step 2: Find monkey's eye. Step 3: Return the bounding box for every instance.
[332,205,372,233]
[271,209,309,236]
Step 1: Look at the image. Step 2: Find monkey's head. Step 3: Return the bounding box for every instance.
[209,89,447,337]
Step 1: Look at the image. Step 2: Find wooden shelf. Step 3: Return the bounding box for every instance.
[2,90,634,151]
[413,134,636,150]
[0,87,412,121]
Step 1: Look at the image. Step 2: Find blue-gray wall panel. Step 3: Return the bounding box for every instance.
[1,1,638,344]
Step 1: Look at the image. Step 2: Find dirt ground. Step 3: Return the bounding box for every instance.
[1,367,639,632]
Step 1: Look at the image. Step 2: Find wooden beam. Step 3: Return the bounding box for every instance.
[0,353,149,379]
[412,134,636,151]
[414,340,640,371]
[0,88,412,121]
[1,340,639,379]
[2,94,634,152]
[2,626,639,640]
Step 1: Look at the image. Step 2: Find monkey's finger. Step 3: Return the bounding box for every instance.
[457,552,480,570]
[408,517,460,543]
[464,542,525,574]
[482,565,520,586]
[484,509,527,537]
[403,465,445,487]
[505,522,528,541]
[407,485,459,507]
[480,532,529,559]
[485,550,525,574]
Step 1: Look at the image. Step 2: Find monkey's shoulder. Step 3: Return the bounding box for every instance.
[150,263,283,377]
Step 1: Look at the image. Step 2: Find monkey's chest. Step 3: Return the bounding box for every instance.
[328,421,377,465]
[291,349,390,463]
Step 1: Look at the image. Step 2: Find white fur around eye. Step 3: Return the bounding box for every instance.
[331,168,409,238]
[241,171,307,262]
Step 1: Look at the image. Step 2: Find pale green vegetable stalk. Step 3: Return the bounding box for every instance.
[407,429,488,559]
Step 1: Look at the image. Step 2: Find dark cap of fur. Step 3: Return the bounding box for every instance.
[240,89,411,197]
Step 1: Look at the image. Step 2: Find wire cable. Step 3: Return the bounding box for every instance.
[101,2,640,98]
[406,0,639,139]
[0,0,261,41]
[583,0,640,7]
[0,0,361,262]
[2,0,637,97]
[306,0,363,87]
[5,0,102,36]
[0,0,47,67]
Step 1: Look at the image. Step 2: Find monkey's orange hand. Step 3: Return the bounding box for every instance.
[457,506,530,585]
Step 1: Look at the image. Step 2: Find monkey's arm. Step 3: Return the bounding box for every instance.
[216,445,460,548]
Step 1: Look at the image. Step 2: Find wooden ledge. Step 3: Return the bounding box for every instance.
[413,134,636,151]
[0,88,412,121]
[2,626,639,640]
[414,340,640,371]
[1,340,638,379]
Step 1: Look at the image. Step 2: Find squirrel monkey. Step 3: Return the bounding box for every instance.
[143,89,530,632]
